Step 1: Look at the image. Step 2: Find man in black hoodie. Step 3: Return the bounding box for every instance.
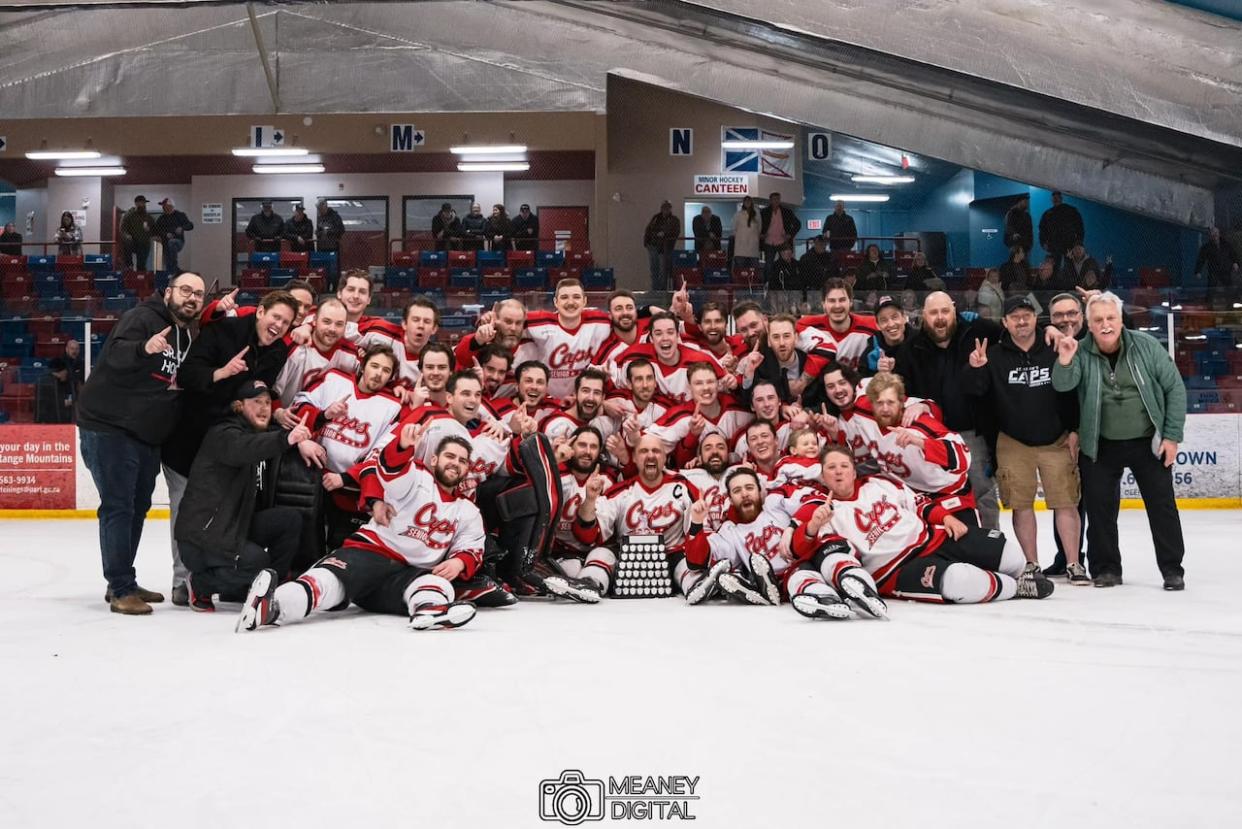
[77,271,204,615]
[961,295,1087,585]
[175,379,320,612]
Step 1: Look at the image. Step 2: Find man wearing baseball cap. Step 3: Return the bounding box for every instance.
[174,378,323,611]
[863,294,915,376]
[153,197,194,274]
[120,194,155,270]
[961,294,1089,584]
[246,199,284,253]
[512,203,539,251]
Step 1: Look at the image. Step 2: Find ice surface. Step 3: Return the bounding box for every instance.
[2,512,1241,829]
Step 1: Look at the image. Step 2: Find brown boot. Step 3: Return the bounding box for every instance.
[110,593,153,615]
[104,586,166,604]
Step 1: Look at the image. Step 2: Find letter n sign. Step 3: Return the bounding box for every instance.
[670,128,693,156]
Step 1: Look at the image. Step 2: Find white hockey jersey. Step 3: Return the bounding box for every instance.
[554,466,617,555]
[290,369,404,473]
[575,472,699,553]
[686,504,793,575]
[644,397,754,462]
[677,467,730,532]
[611,343,728,403]
[272,340,356,408]
[514,310,613,400]
[542,408,619,444]
[770,455,823,489]
[796,313,878,373]
[353,317,424,390]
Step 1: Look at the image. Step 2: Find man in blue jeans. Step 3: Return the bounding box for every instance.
[76,271,205,614]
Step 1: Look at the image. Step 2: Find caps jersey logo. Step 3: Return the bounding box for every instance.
[921,564,937,589]
[548,343,596,372]
[854,496,901,548]
[560,492,584,530]
[873,445,912,478]
[743,523,784,560]
[398,502,458,549]
[625,500,683,533]
[323,415,371,450]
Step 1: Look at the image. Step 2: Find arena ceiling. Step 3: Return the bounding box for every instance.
[1,0,1239,227]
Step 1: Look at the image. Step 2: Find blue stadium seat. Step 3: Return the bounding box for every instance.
[419,250,447,267]
[34,274,63,295]
[480,290,510,308]
[384,270,416,291]
[38,296,68,313]
[514,268,544,290]
[582,267,615,290]
[672,250,698,268]
[450,269,480,289]
[93,277,120,294]
[84,253,113,270]
[309,251,337,270]
[420,289,445,307]
[535,251,564,268]
[26,255,56,271]
[703,268,730,285]
[268,267,297,286]
[249,252,280,267]
[476,250,506,267]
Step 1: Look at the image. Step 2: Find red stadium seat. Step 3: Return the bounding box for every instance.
[55,256,84,272]
[448,251,476,268]
[674,267,703,287]
[482,272,512,289]
[391,251,416,267]
[418,268,448,289]
[1139,267,1170,288]
[0,256,26,273]
[566,250,594,269]
[279,251,309,269]
[507,250,535,268]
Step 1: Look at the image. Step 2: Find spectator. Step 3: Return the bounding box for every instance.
[459,202,488,251]
[245,200,284,253]
[999,244,1030,290]
[485,204,513,252]
[643,200,680,291]
[512,204,539,251]
[174,379,314,612]
[1228,219,1242,273]
[77,271,205,614]
[823,200,857,254]
[731,196,761,269]
[1038,190,1084,273]
[894,291,1004,529]
[121,195,156,270]
[283,203,314,253]
[64,338,85,385]
[1060,243,1101,289]
[863,294,915,376]
[760,192,801,279]
[1004,195,1033,253]
[153,198,194,274]
[858,244,893,290]
[900,288,921,323]
[692,206,723,253]
[0,222,20,256]
[315,198,345,291]
[963,295,1086,583]
[1029,256,1062,306]
[767,244,799,313]
[1052,291,1186,590]
[908,250,944,291]
[432,202,461,251]
[35,356,76,423]
[1193,226,1240,288]
[976,268,1005,320]
[799,235,838,300]
[55,211,82,256]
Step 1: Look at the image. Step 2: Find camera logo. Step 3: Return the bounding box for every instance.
[540,770,606,825]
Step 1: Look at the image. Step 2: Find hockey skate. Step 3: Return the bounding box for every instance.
[838,571,889,619]
[409,601,478,630]
[1016,567,1055,599]
[456,573,518,608]
[685,560,730,605]
[748,553,782,606]
[791,592,853,620]
[718,572,772,605]
[543,575,603,604]
[235,568,279,633]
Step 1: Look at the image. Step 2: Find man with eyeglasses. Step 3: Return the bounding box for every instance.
[78,271,205,615]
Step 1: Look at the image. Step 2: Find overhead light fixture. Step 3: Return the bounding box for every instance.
[457,162,530,172]
[232,147,309,157]
[253,164,325,174]
[851,175,915,184]
[451,144,527,155]
[54,166,126,177]
[828,193,890,203]
[28,150,103,160]
[720,140,795,150]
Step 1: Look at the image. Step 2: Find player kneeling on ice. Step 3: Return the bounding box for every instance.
[237,435,484,632]
[788,446,1054,606]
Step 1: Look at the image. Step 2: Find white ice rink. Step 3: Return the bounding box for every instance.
[2,512,1241,829]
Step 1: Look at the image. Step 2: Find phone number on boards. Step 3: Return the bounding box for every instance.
[0,475,38,485]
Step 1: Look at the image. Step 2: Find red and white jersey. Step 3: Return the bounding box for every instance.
[593,320,651,375]
[797,313,878,372]
[604,390,669,431]
[611,343,726,403]
[353,318,424,390]
[542,406,619,443]
[514,310,613,400]
[679,321,748,368]
[273,340,357,407]
[835,396,885,464]
[686,504,793,575]
[734,418,794,459]
[677,467,730,532]
[771,455,822,489]
[553,466,617,555]
[454,425,521,502]
[375,408,518,502]
[644,397,754,460]
[351,455,486,577]
[376,407,471,467]
[868,415,972,506]
[789,476,941,587]
[290,369,404,473]
[577,473,699,553]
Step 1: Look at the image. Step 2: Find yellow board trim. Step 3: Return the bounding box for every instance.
[0,508,171,519]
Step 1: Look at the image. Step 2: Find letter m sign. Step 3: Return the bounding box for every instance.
[391,124,425,152]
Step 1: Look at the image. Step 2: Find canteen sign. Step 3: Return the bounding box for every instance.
[692,174,752,196]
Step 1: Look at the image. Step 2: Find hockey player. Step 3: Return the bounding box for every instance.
[515,278,613,399]
[506,360,563,426]
[593,290,652,373]
[271,297,352,407]
[644,362,753,464]
[603,358,668,431]
[788,446,1054,604]
[678,432,732,531]
[353,296,441,393]
[286,270,375,348]
[454,297,527,367]
[542,368,616,442]
[796,278,879,371]
[673,299,747,371]
[738,420,782,486]
[403,342,455,410]
[733,380,799,458]
[540,426,620,603]
[612,313,729,402]
[236,434,484,632]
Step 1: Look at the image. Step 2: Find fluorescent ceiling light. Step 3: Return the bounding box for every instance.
[27,150,102,160]
[851,175,915,184]
[828,193,890,203]
[253,164,325,174]
[457,162,530,172]
[54,166,126,176]
[451,144,527,155]
[720,140,794,150]
[232,147,309,157]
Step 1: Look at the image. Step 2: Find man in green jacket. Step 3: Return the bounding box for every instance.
[1052,291,1186,590]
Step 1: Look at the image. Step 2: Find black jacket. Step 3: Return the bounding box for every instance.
[316,208,344,250]
[894,314,1003,433]
[799,249,839,292]
[284,216,315,251]
[35,372,75,424]
[245,211,284,243]
[77,295,192,445]
[999,260,1029,290]
[511,212,539,244]
[960,334,1078,447]
[1038,203,1084,255]
[153,210,194,242]
[174,416,290,559]
[162,315,289,476]
[1060,256,1102,289]
[759,205,801,245]
[460,213,488,239]
[692,214,723,252]
[1004,205,1033,252]
[0,231,21,256]
[768,257,799,291]
[1194,240,1239,287]
[485,215,513,247]
[643,213,681,252]
[432,212,461,241]
[740,347,828,412]
[823,212,858,251]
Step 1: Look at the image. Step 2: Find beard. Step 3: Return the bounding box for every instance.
[569,454,597,475]
[734,501,761,523]
[433,466,463,489]
[702,455,728,475]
